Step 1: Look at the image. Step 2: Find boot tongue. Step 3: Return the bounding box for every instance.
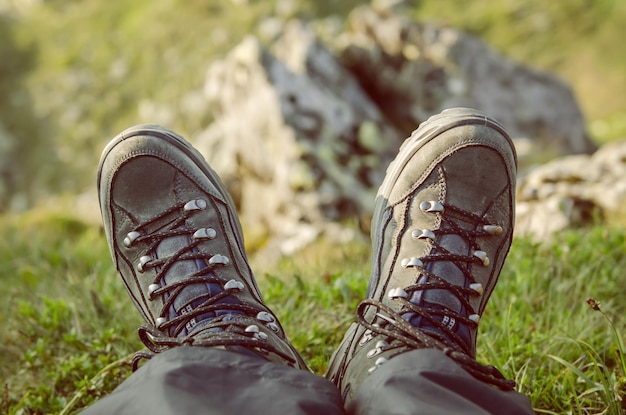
[156,235,239,337]
[416,233,466,311]
[403,232,472,348]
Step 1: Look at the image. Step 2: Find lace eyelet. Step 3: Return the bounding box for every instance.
[245,324,259,333]
[256,311,275,323]
[401,257,423,268]
[473,250,490,266]
[367,356,389,374]
[359,329,374,346]
[224,279,244,291]
[184,199,207,211]
[137,255,152,272]
[483,225,503,236]
[148,283,160,295]
[367,348,381,358]
[469,283,484,295]
[245,325,268,340]
[411,229,436,240]
[192,228,217,240]
[209,254,229,266]
[419,200,444,213]
[388,287,409,299]
[123,231,141,247]
[367,340,389,358]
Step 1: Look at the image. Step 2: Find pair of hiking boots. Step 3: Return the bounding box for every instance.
[97,107,517,403]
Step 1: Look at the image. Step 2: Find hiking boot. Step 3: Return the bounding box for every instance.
[97,124,308,370]
[326,108,517,402]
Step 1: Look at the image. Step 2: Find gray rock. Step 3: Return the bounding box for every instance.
[195,25,401,260]
[190,8,606,257]
[516,140,626,240]
[336,6,596,158]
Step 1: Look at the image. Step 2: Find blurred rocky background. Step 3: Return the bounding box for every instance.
[1,0,625,260]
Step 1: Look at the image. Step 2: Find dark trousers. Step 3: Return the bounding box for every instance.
[82,347,534,415]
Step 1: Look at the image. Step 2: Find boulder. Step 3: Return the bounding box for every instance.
[195,22,402,260]
[516,140,626,240]
[335,6,596,159]
[188,8,605,258]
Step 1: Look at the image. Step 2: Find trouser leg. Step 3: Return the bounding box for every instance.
[82,347,345,415]
[347,349,533,415]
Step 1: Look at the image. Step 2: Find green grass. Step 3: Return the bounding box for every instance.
[1,210,625,414]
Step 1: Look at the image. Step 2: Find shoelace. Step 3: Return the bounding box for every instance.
[357,200,516,390]
[124,199,296,370]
